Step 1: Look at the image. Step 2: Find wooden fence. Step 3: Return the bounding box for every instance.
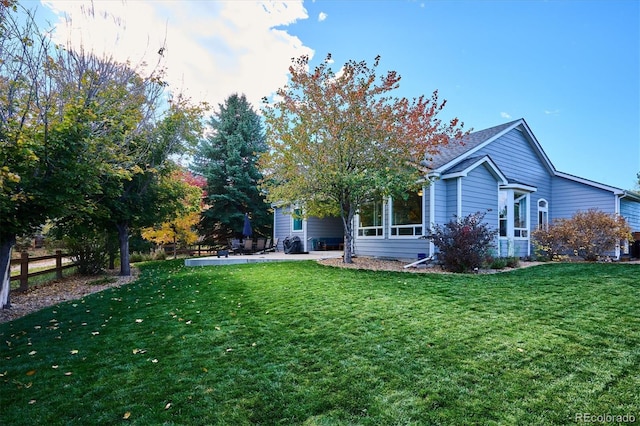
[9,250,74,293]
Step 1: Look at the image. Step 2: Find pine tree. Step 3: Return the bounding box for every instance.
[192,94,271,243]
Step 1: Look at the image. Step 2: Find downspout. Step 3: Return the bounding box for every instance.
[303,215,308,252]
[457,177,463,218]
[615,193,625,259]
[428,174,438,257]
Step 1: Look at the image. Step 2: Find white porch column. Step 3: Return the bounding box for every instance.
[429,177,437,256]
[506,189,515,256]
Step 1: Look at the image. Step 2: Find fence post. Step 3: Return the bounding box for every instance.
[19,251,29,292]
[55,250,63,280]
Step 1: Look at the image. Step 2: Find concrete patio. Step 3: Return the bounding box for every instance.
[184,250,343,267]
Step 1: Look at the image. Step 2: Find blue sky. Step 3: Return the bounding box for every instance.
[38,0,639,190]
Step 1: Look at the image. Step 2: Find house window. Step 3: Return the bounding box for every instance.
[358,200,384,237]
[499,189,530,238]
[537,199,548,230]
[499,191,508,237]
[292,208,303,232]
[390,192,423,237]
[514,194,528,238]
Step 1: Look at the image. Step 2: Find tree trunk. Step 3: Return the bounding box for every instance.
[341,209,355,264]
[116,222,131,276]
[173,235,177,260]
[0,236,16,309]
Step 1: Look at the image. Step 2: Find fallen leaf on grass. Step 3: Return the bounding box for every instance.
[135,319,143,323]
[64,372,72,376]
[28,351,37,356]
[70,349,79,355]
[29,399,36,404]
[164,402,171,410]
[26,370,36,376]
[123,411,131,420]
[132,349,146,355]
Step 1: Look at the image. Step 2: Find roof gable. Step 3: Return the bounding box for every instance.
[423,118,556,176]
[439,155,508,184]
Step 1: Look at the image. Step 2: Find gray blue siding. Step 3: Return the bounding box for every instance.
[551,176,616,219]
[621,198,640,232]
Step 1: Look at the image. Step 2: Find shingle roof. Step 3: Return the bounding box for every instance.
[424,119,522,170]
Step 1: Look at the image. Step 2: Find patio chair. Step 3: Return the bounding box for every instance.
[241,238,254,254]
[228,238,242,255]
[255,238,266,253]
[264,237,279,253]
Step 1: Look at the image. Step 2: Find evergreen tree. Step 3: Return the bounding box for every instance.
[192,94,271,243]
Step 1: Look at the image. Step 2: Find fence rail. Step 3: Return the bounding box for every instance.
[9,250,74,292]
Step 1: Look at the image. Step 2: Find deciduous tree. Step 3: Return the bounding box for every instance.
[260,54,467,262]
[0,3,105,307]
[141,169,204,258]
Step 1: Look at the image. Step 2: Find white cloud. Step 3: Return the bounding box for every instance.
[544,109,560,115]
[318,12,328,22]
[500,112,512,119]
[42,0,313,109]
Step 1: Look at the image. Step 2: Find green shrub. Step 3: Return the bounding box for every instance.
[64,232,108,275]
[489,257,508,269]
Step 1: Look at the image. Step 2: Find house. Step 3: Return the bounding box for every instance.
[272,118,640,260]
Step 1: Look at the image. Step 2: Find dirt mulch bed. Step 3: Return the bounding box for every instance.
[317,257,543,274]
[0,269,138,324]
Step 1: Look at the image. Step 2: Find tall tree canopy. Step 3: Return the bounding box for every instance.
[1,2,205,308]
[192,93,271,244]
[0,3,108,307]
[260,54,468,262]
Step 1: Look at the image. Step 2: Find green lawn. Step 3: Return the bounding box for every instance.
[1,260,638,425]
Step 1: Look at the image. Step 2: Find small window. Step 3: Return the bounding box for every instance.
[537,199,548,230]
[292,208,303,232]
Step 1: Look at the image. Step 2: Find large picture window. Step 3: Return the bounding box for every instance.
[358,200,384,237]
[390,192,423,237]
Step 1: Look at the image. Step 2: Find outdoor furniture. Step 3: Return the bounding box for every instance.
[241,239,254,254]
[228,239,242,255]
[255,238,266,253]
[264,237,278,253]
